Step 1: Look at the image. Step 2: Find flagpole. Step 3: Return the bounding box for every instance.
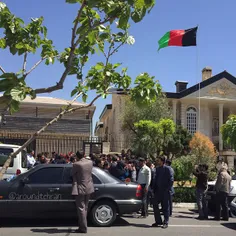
[196,25,200,132]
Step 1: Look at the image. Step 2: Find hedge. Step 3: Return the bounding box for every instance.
[173,187,196,203]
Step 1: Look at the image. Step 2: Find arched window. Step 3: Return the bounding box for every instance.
[186,107,197,135]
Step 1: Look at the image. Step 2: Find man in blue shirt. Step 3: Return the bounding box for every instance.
[152,156,174,229]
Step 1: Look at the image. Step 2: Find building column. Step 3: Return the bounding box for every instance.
[180,103,186,128]
[172,100,177,124]
[219,103,224,151]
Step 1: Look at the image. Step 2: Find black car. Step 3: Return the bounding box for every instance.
[0,164,142,226]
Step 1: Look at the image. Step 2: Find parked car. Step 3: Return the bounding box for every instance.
[230,197,236,218]
[207,175,236,216]
[0,144,28,179]
[0,164,142,226]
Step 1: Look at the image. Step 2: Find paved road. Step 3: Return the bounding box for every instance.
[1,209,236,236]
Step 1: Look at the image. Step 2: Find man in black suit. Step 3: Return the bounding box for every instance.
[152,156,174,229]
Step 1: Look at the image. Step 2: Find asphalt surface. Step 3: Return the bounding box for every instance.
[1,209,236,236]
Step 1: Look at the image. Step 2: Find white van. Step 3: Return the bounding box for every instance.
[0,144,28,179]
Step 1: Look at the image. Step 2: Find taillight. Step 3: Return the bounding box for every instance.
[16,169,21,175]
[136,184,142,198]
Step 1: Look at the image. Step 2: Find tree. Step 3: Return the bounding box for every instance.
[0,0,160,179]
[189,132,217,180]
[133,118,175,157]
[189,132,217,163]
[172,155,196,186]
[221,115,236,150]
[164,125,192,159]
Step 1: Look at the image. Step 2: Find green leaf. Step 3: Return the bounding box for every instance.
[118,7,131,30]
[95,62,104,70]
[113,63,122,69]
[131,7,146,23]
[71,89,78,97]
[10,88,26,102]
[82,93,88,103]
[9,100,20,114]
[66,0,79,3]
[0,73,16,79]
[0,38,6,48]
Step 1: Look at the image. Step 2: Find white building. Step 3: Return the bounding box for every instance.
[96,67,236,169]
[167,67,236,168]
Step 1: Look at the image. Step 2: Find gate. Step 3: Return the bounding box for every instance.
[83,137,103,155]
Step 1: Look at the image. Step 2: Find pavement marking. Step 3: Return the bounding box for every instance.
[169,225,223,228]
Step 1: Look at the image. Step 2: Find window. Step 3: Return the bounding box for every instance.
[186,107,197,135]
[28,167,63,184]
[0,148,13,167]
[63,167,102,184]
[212,118,219,136]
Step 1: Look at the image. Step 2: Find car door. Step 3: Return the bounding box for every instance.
[8,166,63,218]
[59,166,104,218]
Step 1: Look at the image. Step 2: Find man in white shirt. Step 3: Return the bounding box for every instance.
[137,157,151,218]
[27,150,36,169]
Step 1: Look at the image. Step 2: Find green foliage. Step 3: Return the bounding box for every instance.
[133,118,175,157]
[164,126,192,158]
[221,115,236,150]
[173,187,196,203]
[0,1,159,114]
[172,155,196,186]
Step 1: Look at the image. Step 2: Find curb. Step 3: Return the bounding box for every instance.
[173,203,197,209]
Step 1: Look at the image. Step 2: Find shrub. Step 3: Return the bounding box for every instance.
[173,187,196,203]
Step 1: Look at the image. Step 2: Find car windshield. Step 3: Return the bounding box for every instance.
[0,148,13,167]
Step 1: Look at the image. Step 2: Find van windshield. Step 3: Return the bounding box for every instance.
[0,148,13,167]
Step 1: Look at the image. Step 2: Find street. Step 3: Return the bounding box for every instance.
[1,209,236,236]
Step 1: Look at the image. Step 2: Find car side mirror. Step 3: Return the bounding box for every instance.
[20,177,29,185]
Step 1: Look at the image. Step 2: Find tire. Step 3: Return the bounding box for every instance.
[90,200,117,227]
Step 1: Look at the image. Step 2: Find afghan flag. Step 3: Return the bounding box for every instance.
[158,27,198,51]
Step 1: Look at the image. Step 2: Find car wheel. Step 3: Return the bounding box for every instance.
[90,200,117,227]
[230,209,236,218]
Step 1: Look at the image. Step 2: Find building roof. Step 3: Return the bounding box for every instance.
[22,96,88,107]
[99,104,112,119]
[166,71,236,99]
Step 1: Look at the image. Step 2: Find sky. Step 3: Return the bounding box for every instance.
[1,0,236,132]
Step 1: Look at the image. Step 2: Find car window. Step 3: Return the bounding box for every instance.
[232,175,236,180]
[0,148,13,167]
[28,167,63,184]
[63,167,102,184]
[21,150,27,168]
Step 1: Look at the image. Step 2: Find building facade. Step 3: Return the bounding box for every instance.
[0,96,96,155]
[95,67,236,168]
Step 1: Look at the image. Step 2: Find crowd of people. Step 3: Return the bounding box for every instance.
[26,149,233,229]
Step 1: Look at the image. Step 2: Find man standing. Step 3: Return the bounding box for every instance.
[214,165,232,221]
[152,156,174,229]
[26,150,35,169]
[72,151,94,233]
[166,159,175,217]
[137,158,151,218]
[193,164,209,220]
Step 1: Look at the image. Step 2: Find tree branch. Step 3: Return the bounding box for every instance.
[0,65,6,73]
[25,56,47,76]
[23,53,27,73]
[34,15,116,95]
